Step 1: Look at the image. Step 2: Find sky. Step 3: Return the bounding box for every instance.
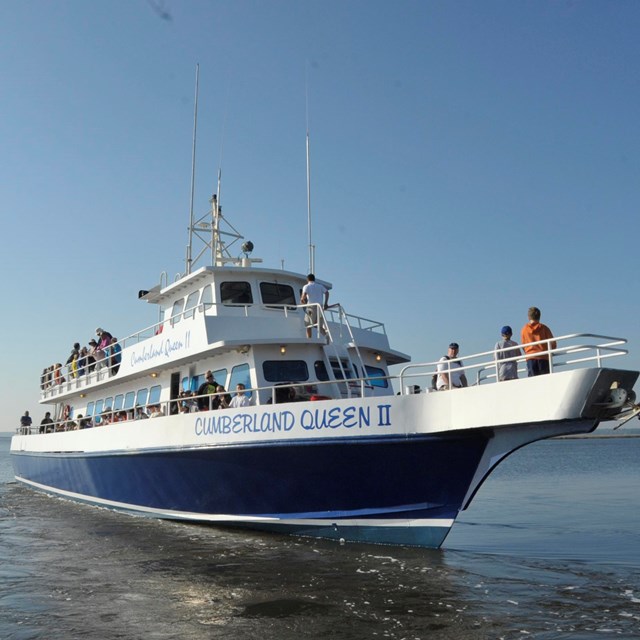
[1,0,639,428]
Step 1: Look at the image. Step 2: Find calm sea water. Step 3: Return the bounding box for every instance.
[1,432,639,640]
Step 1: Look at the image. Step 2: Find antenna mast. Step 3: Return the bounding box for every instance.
[306,65,314,274]
[186,63,200,275]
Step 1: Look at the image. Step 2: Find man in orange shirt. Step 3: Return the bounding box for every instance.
[521,307,556,377]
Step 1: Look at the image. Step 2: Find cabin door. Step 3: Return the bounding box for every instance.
[170,372,181,415]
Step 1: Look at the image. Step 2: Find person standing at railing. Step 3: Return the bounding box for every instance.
[495,326,522,381]
[39,411,54,433]
[109,337,122,375]
[300,273,329,339]
[196,370,218,411]
[229,383,252,408]
[521,307,556,376]
[66,342,80,379]
[20,411,32,434]
[436,343,468,390]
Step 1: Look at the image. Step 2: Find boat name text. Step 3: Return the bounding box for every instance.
[130,331,191,367]
[195,404,392,436]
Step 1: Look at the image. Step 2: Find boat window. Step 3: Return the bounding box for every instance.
[94,399,104,424]
[263,360,309,382]
[136,388,149,408]
[104,397,113,411]
[171,298,185,326]
[259,282,296,307]
[220,281,253,305]
[149,385,161,404]
[199,284,213,309]
[181,377,190,392]
[229,364,252,398]
[86,401,95,417]
[365,366,389,388]
[114,394,124,411]
[124,391,136,410]
[314,361,329,381]
[213,368,228,387]
[183,291,199,319]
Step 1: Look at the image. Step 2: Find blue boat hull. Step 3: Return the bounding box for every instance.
[11,432,490,547]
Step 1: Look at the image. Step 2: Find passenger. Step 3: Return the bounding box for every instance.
[212,385,230,409]
[109,337,122,375]
[149,405,165,418]
[436,343,468,390]
[196,370,218,411]
[229,383,252,408]
[53,363,65,385]
[79,415,92,429]
[96,327,113,350]
[179,391,197,413]
[134,406,149,420]
[40,368,48,391]
[88,339,101,371]
[77,347,89,377]
[20,411,33,434]
[300,273,329,339]
[495,326,522,381]
[521,307,556,377]
[66,343,80,378]
[39,411,54,434]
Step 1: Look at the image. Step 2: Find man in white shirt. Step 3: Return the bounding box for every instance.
[229,383,252,408]
[436,342,468,390]
[300,273,329,339]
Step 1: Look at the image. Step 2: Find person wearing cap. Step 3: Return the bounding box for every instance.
[96,327,113,351]
[521,307,556,377]
[436,343,468,390]
[495,326,522,381]
[196,370,218,411]
[87,339,99,372]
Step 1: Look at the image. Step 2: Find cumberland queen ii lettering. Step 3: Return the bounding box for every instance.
[195,403,392,436]
[130,331,191,367]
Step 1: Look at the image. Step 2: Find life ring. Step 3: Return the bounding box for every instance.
[62,405,70,420]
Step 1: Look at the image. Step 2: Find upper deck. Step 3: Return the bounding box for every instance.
[40,264,409,403]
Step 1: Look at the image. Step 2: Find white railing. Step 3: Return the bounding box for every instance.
[39,301,384,400]
[398,333,628,392]
[17,333,631,436]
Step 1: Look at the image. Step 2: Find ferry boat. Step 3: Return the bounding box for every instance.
[10,159,640,549]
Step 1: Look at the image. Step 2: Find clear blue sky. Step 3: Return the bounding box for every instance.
[1,1,639,427]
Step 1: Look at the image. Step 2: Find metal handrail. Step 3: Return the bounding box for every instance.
[399,333,628,391]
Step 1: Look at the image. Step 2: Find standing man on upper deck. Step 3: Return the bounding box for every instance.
[521,307,556,377]
[300,274,329,339]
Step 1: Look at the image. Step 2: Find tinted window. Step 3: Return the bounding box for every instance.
[229,363,252,397]
[260,282,296,306]
[86,401,95,417]
[171,298,185,325]
[183,291,200,319]
[263,360,309,382]
[124,391,136,410]
[104,397,113,411]
[136,388,149,408]
[94,399,104,424]
[365,365,389,388]
[213,368,228,387]
[220,281,253,305]
[149,385,161,404]
[200,284,213,308]
[114,394,124,411]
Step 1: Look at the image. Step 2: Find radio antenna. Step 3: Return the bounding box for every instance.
[186,63,200,275]
[306,64,314,274]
